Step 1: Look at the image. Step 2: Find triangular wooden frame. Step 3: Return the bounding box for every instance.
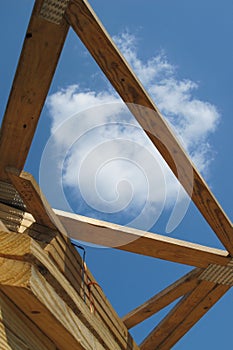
[0,0,232,348]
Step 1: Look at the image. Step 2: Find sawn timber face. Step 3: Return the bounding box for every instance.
[0,230,139,350]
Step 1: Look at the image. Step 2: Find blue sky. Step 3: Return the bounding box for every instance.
[0,1,233,348]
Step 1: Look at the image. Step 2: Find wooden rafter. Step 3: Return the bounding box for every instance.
[0,0,69,181]
[55,208,230,268]
[140,280,229,350]
[7,169,230,269]
[65,0,233,254]
[122,268,202,329]
[0,0,232,348]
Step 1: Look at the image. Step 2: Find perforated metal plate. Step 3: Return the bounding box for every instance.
[0,181,26,211]
[199,261,233,286]
[40,0,70,25]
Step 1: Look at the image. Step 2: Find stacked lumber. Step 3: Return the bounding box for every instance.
[0,229,139,350]
[0,290,56,350]
[0,173,139,350]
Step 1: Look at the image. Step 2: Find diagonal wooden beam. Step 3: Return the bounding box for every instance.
[54,208,230,268]
[140,280,229,350]
[122,268,202,329]
[6,167,65,233]
[65,0,233,254]
[0,0,69,181]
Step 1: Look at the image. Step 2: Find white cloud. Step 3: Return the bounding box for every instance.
[114,33,220,170]
[47,85,119,132]
[42,33,220,232]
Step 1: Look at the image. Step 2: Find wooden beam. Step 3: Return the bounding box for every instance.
[7,168,65,232]
[0,0,69,181]
[7,169,230,268]
[54,208,230,268]
[140,280,229,350]
[122,268,202,329]
[65,0,233,254]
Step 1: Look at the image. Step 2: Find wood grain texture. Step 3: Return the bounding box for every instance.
[122,268,202,329]
[0,258,99,350]
[0,231,139,350]
[38,225,135,350]
[0,0,69,181]
[55,208,230,268]
[65,0,233,254]
[140,280,229,350]
[0,290,56,350]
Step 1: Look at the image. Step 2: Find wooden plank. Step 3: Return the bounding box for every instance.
[5,175,228,271]
[140,280,229,350]
[0,258,102,350]
[29,223,135,350]
[0,290,56,350]
[65,0,233,254]
[0,0,69,181]
[156,284,230,349]
[122,268,202,329]
[54,208,230,268]
[0,231,139,350]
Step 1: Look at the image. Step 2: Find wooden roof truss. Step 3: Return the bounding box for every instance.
[0,0,232,349]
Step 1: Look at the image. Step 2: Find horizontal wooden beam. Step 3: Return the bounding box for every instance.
[7,169,230,268]
[4,167,231,269]
[55,208,230,268]
[140,280,229,350]
[65,0,233,254]
[0,0,69,181]
[122,268,202,329]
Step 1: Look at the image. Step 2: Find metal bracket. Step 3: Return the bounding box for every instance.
[199,260,233,286]
[40,0,70,25]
